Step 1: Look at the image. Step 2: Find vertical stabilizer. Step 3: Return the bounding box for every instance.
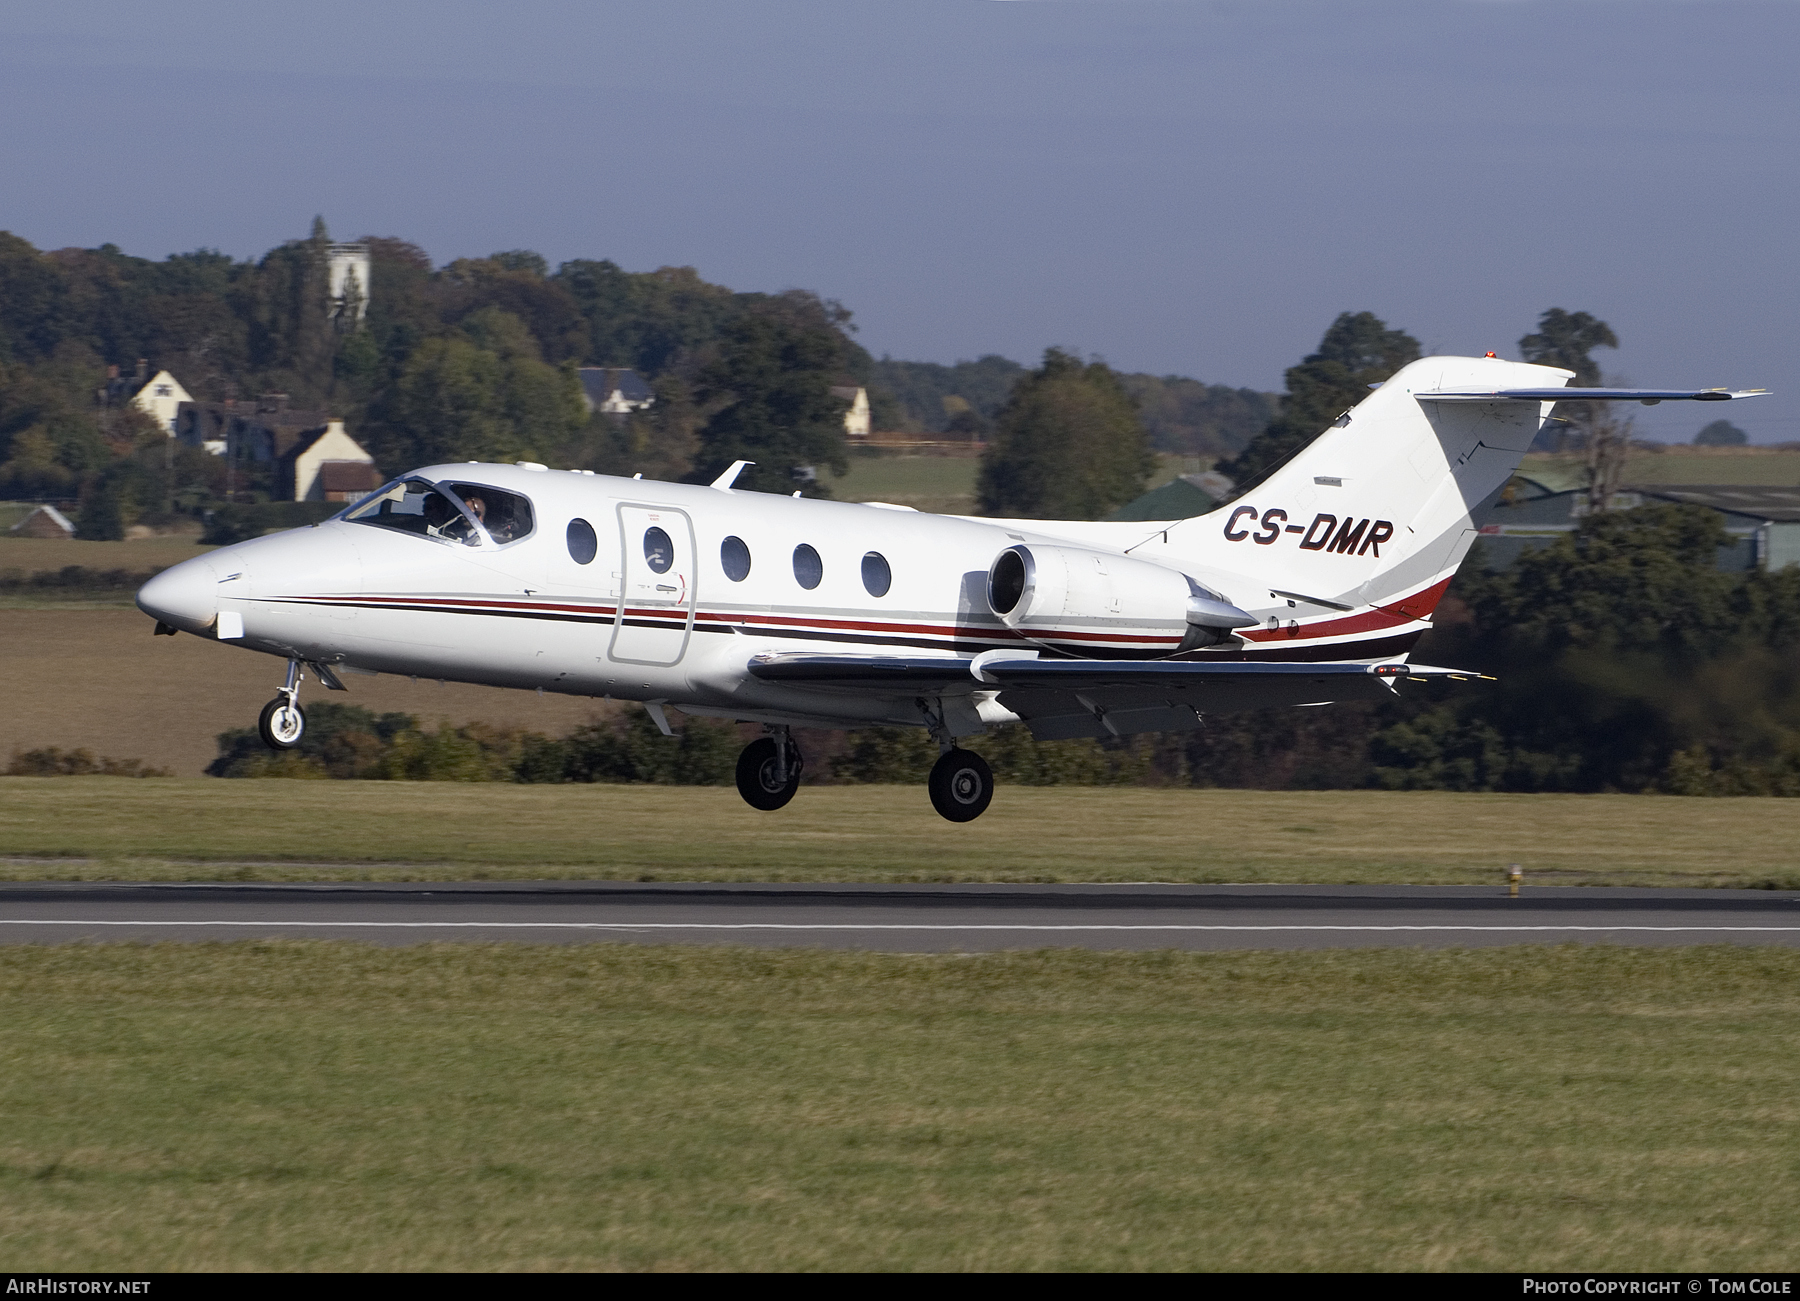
[1129,355,1570,659]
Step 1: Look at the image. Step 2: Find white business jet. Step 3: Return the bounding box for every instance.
[137,355,1766,820]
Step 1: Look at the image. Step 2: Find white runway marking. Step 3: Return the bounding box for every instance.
[4,920,1800,934]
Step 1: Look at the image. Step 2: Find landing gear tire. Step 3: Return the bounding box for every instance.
[736,737,802,811]
[929,748,993,823]
[258,697,306,750]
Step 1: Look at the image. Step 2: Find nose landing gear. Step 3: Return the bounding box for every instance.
[257,660,307,750]
[736,726,804,810]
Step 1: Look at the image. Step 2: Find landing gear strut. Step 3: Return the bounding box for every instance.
[736,726,803,811]
[258,659,307,750]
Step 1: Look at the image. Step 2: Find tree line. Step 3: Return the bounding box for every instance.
[0,219,1280,532]
[205,700,1153,788]
[0,219,1767,536]
[0,220,872,508]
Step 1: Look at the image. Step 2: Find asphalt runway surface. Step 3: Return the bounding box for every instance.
[2,881,1800,950]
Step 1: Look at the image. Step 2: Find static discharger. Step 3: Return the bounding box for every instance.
[1509,864,1523,898]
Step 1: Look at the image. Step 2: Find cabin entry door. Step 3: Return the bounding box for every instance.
[609,504,697,666]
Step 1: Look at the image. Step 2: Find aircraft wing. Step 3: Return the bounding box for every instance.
[745,653,1485,740]
[1414,387,1769,404]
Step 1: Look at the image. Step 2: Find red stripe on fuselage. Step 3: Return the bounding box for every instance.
[263,582,1445,657]
[300,594,1180,647]
[1239,577,1452,644]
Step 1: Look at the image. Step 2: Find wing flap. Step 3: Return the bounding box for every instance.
[973,657,1407,688]
[744,653,1489,735]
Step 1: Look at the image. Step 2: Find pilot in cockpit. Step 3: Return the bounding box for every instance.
[463,492,514,543]
[458,489,520,543]
[484,499,520,543]
[418,485,522,545]
[423,491,478,545]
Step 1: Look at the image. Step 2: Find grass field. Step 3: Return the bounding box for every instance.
[1524,447,1800,488]
[2,609,615,777]
[823,448,1800,514]
[1,941,1795,1270]
[826,452,1203,515]
[0,533,213,576]
[829,454,982,513]
[5,779,1799,887]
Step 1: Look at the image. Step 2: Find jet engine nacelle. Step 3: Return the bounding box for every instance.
[986,544,1257,657]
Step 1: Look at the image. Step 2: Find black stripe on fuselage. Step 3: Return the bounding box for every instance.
[252,597,1416,662]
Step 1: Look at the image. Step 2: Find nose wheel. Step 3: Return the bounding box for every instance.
[257,660,307,750]
[736,729,803,810]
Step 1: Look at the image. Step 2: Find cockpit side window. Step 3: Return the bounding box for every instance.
[444,483,535,545]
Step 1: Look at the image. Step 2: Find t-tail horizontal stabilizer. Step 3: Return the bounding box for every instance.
[1414,387,1770,405]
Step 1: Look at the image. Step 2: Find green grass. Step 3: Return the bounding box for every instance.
[827,452,1208,517]
[0,535,210,608]
[830,454,981,513]
[6,780,1800,887]
[1,941,1795,1270]
[0,594,141,609]
[1524,448,1800,489]
[0,534,213,573]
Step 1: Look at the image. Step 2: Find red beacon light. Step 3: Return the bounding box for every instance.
[1484,351,1497,358]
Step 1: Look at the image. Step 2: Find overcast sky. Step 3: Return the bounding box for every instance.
[3,1,1794,442]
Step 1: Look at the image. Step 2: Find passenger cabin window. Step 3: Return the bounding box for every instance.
[793,544,823,590]
[567,518,598,564]
[721,535,751,582]
[643,526,674,573]
[861,551,891,598]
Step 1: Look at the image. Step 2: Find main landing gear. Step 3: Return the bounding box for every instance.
[258,660,307,750]
[919,697,994,823]
[928,748,993,823]
[730,705,997,823]
[736,726,804,811]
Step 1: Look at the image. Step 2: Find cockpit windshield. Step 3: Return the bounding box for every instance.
[340,477,534,548]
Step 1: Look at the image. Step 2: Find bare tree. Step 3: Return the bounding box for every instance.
[1583,401,1635,514]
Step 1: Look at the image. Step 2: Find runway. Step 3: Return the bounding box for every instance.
[2,881,1799,950]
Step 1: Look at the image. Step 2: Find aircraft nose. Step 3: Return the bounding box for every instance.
[137,556,220,634]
